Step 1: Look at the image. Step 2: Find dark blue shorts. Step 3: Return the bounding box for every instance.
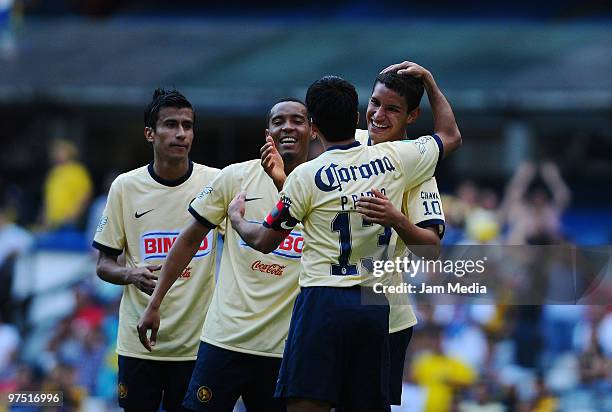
[389,327,413,405]
[182,341,285,412]
[275,286,390,411]
[117,354,195,411]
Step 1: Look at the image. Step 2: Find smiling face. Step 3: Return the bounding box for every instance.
[366,82,419,144]
[266,101,312,163]
[145,106,194,162]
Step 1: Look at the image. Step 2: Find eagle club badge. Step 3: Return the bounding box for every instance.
[197,386,212,403]
[118,382,128,399]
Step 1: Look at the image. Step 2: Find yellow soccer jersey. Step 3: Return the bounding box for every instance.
[388,178,446,332]
[354,129,445,332]
[189,159,302,357]
[93,162,219,361]
[278,136,442,288]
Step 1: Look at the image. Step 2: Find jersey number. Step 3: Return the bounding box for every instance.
[423,200,442,216]
[331,212,391,276]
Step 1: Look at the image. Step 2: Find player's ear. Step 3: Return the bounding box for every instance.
[406,107,420,125]
[356,111,360,126]
[144,126,155,143]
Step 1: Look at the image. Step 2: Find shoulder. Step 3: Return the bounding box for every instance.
[216,159,260,179]
[192,162,221,180]
[109,165,148,191]
[354,128,370,145]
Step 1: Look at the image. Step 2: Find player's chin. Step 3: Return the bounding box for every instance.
[278,144,303,158]
[166,148,190,160]
[368,130,387,144]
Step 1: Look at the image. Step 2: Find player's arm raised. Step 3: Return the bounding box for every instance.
[228,191,289,253]
[356,189,440,260]
[96,253,160,296]
[382,61,462,157]
[137,219,211,351]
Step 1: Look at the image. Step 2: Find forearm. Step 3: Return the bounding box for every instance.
[234,219,282,254]
[393,217,440,260]
[422,72,461,157]
[149,223,207,309]
[96,254,131,285]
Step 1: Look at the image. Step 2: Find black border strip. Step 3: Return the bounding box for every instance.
[416,218,446,240]
[148,161,194,187]
[188,206,217,230]
[92,241,122,256]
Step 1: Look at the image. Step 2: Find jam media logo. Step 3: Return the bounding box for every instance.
[239,221,303,259]
[314,157,397,192]
[251,260,287,276]
[141,231,214,260]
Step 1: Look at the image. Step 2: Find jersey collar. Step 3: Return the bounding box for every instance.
[148,160,193,187]
[325,140,361,152]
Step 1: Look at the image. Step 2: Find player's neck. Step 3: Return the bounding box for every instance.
[320,137,356,151]
[152,156,190,181]
[283,153,308,175]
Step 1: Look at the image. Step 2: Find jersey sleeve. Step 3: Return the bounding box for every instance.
[92,177,125,255]
[263,168,310,231]
[189,165,236,229]
[403,177,446,239]
[394,134,443,189]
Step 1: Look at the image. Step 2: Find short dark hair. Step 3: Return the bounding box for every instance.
[267,97,309,124]
[306,76,358,142]
[144,88,194,129]
[373,72,424,113]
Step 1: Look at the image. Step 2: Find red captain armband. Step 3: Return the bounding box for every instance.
[263,196,299,233]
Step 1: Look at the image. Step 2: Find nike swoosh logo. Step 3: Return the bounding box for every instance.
[245,197,262,202]
[280,221,294,230]
[135,209,154,218]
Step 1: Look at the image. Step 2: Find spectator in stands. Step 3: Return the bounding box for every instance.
[42,138,93,230]
[412,326,477,412]
[458,381,505,412]
[0,313,20,390]
[501,161,570,245]
[0,195,33,320]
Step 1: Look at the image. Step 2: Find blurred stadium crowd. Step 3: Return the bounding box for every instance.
[1,1,611,411]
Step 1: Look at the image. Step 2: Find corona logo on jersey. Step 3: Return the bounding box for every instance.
[239,223,303,259]
[314,157,396,192]
[141,231,214,260]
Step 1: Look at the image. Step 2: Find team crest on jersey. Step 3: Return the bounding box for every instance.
[239,221,303,259]
[196,386,212,403]
[118,382,128,399]
[96,216,108,233]
[314,157,396,192]
[141,231,214,260]
[413,136,432,154]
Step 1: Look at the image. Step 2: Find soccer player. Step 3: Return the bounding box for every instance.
[137,98,314,411]
[356,62,452,408]
[93,89,219,412]
[228,75,460,412]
